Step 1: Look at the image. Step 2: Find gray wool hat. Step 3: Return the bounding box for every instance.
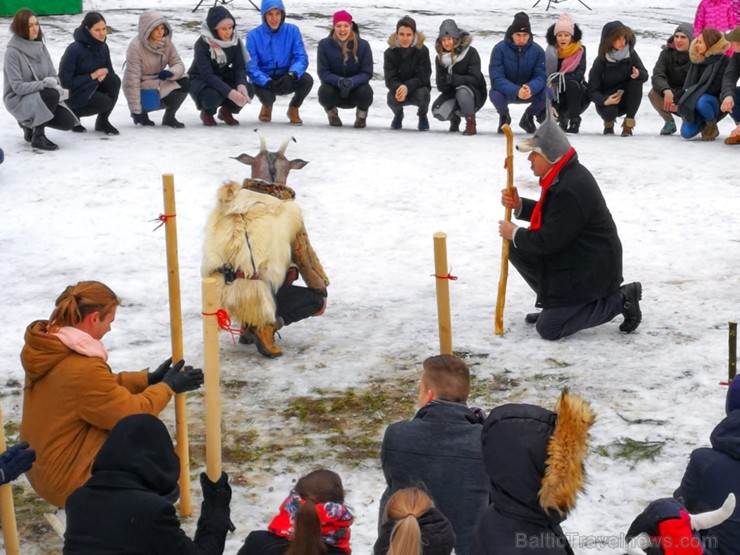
[674,22,694,42]
[517,110,571,164]
[438,19,460,40]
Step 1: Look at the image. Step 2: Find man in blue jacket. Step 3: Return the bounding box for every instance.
[379,354,489,555]
[489,12,547,134]
[247,0,313,125]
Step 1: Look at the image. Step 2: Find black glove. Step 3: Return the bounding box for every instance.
[338,78,353,99]
[200,471,236,532]
[445,73,457,87]
[0,442,36,485]
[272,73,294,95]
[158,70,173,80]
[162,365,204,394]
[148,358,184,385]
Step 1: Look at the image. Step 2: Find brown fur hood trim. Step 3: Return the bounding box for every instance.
[689,36,730,63]
[539,389,594,517]
[387,31,426,49]
[435,31,472,58]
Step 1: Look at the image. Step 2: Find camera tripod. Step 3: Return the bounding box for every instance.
[532,0,592,11]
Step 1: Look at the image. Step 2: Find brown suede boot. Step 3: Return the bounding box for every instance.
[354,109,368,128]
[245,323,282,358]
[326,107,342,126]
[725,134,740,145]
[200,111,216,127]
[259,104,272,122]
[218,105,239,126]
[287,106,302,125]
[462,115,477,136]
[701,119,719,141]
[621,117,635,137]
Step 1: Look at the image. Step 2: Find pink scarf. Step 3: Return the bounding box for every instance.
[53,326,108,361]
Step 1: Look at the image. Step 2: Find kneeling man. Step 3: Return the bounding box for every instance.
[498,112,641,340]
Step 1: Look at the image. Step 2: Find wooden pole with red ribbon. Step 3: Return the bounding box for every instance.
[201,277,222,482]
[433,232,453,355]
[0,406,20,555]
[162,174,192,516]
[495,124,515,336]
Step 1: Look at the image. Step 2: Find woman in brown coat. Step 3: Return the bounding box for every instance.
[20,281,203,508]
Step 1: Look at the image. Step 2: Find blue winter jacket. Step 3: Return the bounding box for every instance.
[489,34,546,101]
[674,410,740,555]
[246,0,308,87]
[317,26,373,89]
[59,25,115,110]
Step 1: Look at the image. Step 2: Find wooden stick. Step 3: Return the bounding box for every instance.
[202,278,222,482]
[730,321,737,382]
[0,406,20,555]
[433,232,453,355]
[162,174,192,516]
[495,124,515,336]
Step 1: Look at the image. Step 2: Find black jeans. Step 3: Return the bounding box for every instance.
[198,81,254,115]
[72,72,121,121]
[595,78,643,122]
[39,88,77,130]
[387,86,431,116]
[157,77,190,115]
[318,82,373,111]
[554,80,590,119]
[275,283,325,326]
[253,73,313,108]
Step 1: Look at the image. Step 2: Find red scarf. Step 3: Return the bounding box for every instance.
[529,147,576,231]
[267,491,354,553]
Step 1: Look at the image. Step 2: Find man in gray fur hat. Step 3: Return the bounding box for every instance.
[498,111,642,340]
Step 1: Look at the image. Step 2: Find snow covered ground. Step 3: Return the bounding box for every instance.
[1,0,738,553]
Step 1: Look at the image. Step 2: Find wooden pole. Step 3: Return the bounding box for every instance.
[433,232,453,355]
[495,124,515,336]
[202,278,222,482]
[730,321,737,382]
[0,407,20,555]
[162,174,192,516]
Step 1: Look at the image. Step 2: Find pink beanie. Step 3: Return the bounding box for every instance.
[333,10,352,26]
[554,13,574,36]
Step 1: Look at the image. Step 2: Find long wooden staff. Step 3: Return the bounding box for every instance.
[495,124,515,336]
[162,174,192,516]
[201,278,222,482]
[0,407,20,555]
[433,232,453,354]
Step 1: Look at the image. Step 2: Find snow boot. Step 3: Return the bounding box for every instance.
[354,109,368,128]
[701,119,719,141]
[326,107,342,126]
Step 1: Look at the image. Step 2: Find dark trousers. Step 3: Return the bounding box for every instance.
[509,246,622,340]
[156,77,190,115]
[39,89,77,131]
[275,283,325,326]
[554,81,590,119]
[198,81,254,115]
[595,78,643,122]
[387,86,431,116]
[253,73,313,108]
[72,73,121,121]
[490,87,547,117]
[318,82,373,111]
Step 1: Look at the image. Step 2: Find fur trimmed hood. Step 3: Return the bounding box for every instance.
[481,390,594,526]
[689,35,730,63]
[435,31,473,59]
[387,30,426,49]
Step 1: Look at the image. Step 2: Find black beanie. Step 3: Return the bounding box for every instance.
[509,12,532,35]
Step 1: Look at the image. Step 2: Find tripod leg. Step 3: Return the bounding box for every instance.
[532,0,541,7]
[578,0,593,9]
[192,0,205,12]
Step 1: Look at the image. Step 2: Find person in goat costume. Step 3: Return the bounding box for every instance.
[202,181,329,358]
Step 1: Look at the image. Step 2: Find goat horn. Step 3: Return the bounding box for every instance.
[277,136,296,155]
[253,128,267,153]
[625,533,651,555]
[691,493,736,531]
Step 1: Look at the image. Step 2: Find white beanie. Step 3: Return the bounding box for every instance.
[554,13,574,36]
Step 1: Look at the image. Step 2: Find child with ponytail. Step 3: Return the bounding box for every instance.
[374,488,455,555]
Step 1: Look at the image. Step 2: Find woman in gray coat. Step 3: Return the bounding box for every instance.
[3,9,78,151]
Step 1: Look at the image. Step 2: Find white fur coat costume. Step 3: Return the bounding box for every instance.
[202,181,328,328]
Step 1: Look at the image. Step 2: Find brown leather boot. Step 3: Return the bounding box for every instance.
[701,119,719,141]
[200,111,216,127]
[287,106,302,125]
[462,115,477,136]
[218,105,239,126]
[259,104,272,122]
[354,109,368,128]
[326,107,342,126]
[621,117,635,137]
[245,323,282,358]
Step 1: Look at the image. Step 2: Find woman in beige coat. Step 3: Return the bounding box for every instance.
[123,10,190,127]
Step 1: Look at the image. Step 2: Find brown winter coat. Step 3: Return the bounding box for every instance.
[19,320,173,508]
[123,10,186,114]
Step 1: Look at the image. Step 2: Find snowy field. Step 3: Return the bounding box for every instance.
[1,0,738,553]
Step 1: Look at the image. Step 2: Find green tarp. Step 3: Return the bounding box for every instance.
[0,0,82,17]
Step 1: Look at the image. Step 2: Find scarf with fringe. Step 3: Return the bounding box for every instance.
[200,20,240,66]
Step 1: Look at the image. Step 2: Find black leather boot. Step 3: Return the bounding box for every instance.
[31,126,58,151]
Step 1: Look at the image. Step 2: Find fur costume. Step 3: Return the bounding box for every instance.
[202,180,328,328]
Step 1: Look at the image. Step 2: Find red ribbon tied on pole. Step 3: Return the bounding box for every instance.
[202,309,241,343]
[150,213,176,231]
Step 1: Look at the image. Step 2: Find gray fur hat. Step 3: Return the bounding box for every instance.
[674,22,694,42]
[438,19,460,40]
[517,109,571,163]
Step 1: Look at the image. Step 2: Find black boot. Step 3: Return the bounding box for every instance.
[619,282,642,333]
[449,114,461,132]
[19,122,32,143]
[497,112,511,134]
[567,116,581,134]
[519,112,536,134]
[31,126,58,151]
[162,110,185,129]
[95,116,120,135]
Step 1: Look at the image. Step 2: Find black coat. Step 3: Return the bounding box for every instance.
[471,404,569,555]
[238,530,346,555]
[676,39,730,123]
[721,52,740,102]
[59,25,115,110]
[374,507,456,555]
[514,155,623,308]
[317,25,373,89]
[383,32,432,95]
[651,39,691,95]
[63,414,232,555]
[434,32,487,110]
[674,410,740,555]
[380,400,489,555]
[188,37,248,107]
